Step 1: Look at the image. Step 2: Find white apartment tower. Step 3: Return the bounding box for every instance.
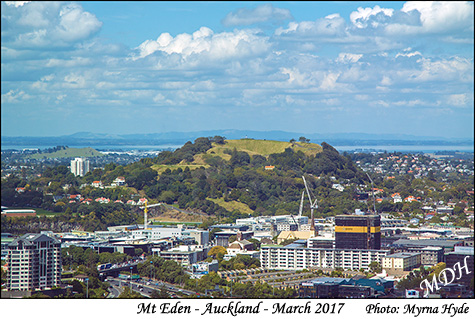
[7,233,62,291]
[70,157,90,176]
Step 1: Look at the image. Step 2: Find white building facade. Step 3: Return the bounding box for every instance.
[70,157,90,177]
[260,245,389,271]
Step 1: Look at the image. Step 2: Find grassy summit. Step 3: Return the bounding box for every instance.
[28,147,103,159]
[197,138,322,162]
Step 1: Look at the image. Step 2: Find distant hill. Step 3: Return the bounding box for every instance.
[27,147,103,159]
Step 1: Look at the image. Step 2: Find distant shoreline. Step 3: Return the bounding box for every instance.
[1,143,473,154]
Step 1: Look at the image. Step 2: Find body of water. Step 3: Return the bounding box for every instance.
[334,145,474,153]
[1,144,184,151]
[1,143,473,153]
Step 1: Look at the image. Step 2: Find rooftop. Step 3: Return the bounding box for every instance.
[384,252,421,259]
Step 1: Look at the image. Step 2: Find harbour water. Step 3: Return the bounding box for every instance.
[1,143,473,154]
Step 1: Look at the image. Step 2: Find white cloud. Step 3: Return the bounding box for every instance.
[4,1,30,7]
[446,93,468,107]
[134,27,271,61]
[63,73,86,88]
[320,72,341,91]
[46,57,92,68]
[415,56,473,82]
[321,98,340,106]
[3,2,102,48]
[381,76,392,86]
[395,48,422,58]
[371,100,390,108]
[336,53,362,63]
[275,14,346,37]
[386,1,473,35]
[222,4,292,27]
[1,89,31,103]
[393,99,426,107]
[350,5,394,28]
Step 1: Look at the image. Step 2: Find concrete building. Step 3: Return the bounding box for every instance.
[70,157,90,177]
[260,244,389,271]
[157,245,209,266]
[382,252,421,275]
[406,246,444,266]
[183,229,210,246]
[6,233,62,291]
[444,246,474,285]
[130,226,186,240]
[335,215,381,250]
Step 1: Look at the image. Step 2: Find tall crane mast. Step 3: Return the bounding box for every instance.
[302,176,318,236]
[298,190,305,217]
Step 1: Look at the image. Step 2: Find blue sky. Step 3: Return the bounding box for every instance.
[1,1,473,139]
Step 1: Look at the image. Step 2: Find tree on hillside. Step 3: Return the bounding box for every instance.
[208,246,227,259]
[299,136,310,143]
[210,136,226,144]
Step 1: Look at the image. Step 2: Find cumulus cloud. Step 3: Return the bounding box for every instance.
[275,2,473,53]
[222,4,292,27]
[4,1,30,8]
[2,1,102,48]
[1,2,473,138]
[276,13,346,37]
[350,5,394,29]
[133,27,271,61]
[386,1,474,36]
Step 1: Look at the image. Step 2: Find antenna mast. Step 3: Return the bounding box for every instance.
[302,176,318,236]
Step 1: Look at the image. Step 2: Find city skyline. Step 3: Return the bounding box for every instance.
[1,1,474,139]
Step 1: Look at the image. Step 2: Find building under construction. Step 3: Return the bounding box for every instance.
[335,215,381,250]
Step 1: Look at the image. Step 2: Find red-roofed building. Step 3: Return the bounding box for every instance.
[91,181,103,188]
[15,187,25,193]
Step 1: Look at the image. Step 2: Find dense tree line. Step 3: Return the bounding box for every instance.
[62,245,133,270]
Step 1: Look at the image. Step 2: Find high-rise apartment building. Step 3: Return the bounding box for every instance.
[6,233,62,291]
[70,157,90,176]
[335,215,381,250]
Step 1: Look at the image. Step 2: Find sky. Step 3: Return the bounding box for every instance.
[1,1,474,139]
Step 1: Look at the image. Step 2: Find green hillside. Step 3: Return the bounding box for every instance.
[207,197,254,215]
[195,139,322,162]
[28,147,103,159]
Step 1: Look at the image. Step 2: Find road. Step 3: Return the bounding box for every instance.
[107,277,196,298]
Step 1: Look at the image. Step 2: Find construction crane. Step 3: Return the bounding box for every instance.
[139,199,148,230]
[302,176,318,236]
[298,190,305,217]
